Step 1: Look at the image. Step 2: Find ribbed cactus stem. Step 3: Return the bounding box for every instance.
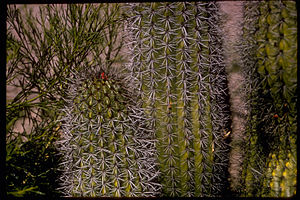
[175,3,194,196]
[240,0,297,197]
[56,67,160,197]
[156,3,180,195]
[126,2,231,197]
[191,3,211,196]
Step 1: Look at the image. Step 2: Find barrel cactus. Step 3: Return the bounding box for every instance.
[56,66,161,197]
[126,2,231,197]
[239,0,297,197]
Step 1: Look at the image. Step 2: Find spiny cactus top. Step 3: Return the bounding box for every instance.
[126,2,231,197]
[56,66,161,197]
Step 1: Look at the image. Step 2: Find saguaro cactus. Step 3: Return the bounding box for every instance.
[56,66,160,197]
[126,2,231,197]
[240,1,297,197]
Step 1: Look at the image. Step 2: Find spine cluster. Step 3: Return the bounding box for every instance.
[126,2,231,197]
[239,1,297,197]
[53,1,297,197]
[56,66,160,197]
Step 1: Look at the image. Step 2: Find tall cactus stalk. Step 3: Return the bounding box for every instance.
[239,2,263,196]
[239,0,297,197]
[56,66,161,197]
[126,2,231,196]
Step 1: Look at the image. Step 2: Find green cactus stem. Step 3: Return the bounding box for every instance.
[56,66,161,197]
[126,2,231,197]
[239,0,297,197]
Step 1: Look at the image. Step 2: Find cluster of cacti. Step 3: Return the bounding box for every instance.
[125,2,231,197]
[56,66,160,197]
[7,1,297,198]
[239,0,297,197]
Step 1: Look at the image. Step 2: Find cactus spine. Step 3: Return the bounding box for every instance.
[240,1,297,197]
[56,66,160,197]
[126,2,231,196]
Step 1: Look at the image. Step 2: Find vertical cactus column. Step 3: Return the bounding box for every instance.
[239,2,263,196]
[240,0,297,197]
[56,66,161,197]
[126,2,231,197]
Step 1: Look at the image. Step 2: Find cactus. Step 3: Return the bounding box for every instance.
[56,66,161,197]
[126,2,231,197]
[239,0,297,197]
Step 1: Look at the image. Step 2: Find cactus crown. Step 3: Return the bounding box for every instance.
[56,65,161,197]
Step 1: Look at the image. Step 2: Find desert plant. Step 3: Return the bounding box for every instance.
[126,2,231,197]
[6,3,127,197]
[6,123,62,197]
[239,0,297,197]
[56,66,161,197]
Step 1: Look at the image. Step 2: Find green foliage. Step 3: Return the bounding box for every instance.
[6,3,127,197]
[126,2,231,197]
[6,124,62,197]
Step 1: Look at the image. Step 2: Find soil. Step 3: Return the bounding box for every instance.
[219,1,246,192]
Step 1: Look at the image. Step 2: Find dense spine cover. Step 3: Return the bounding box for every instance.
[126,2,231,197]
[239,1,262,196]
[56,66,160,197]
[240,1,297,197]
